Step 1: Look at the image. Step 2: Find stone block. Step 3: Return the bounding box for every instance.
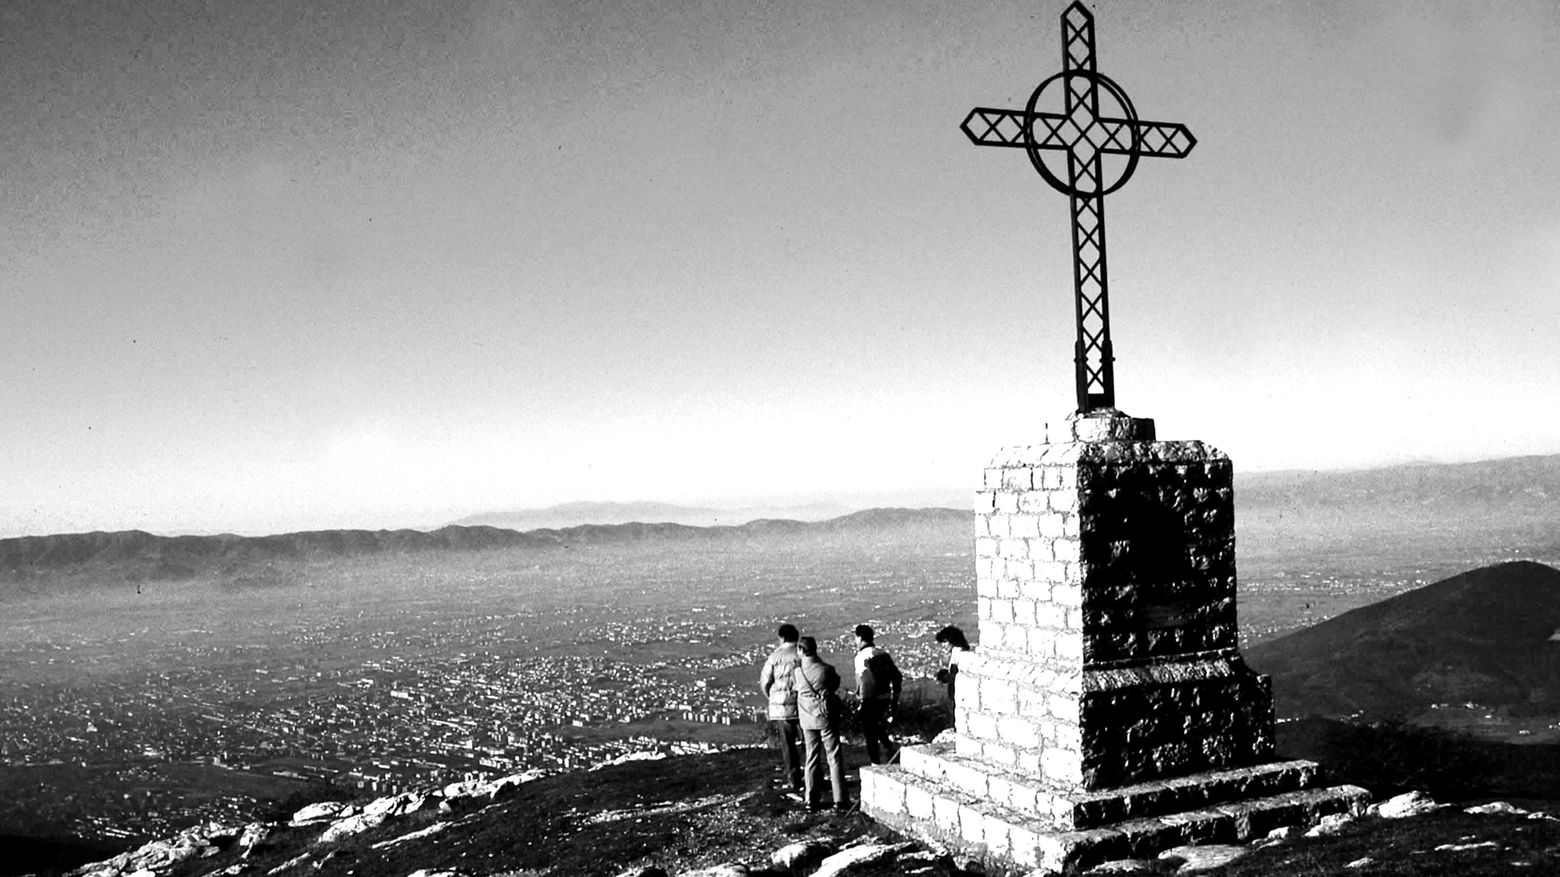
[1042,747,1083,786]
[1012,598,1037,626]
[984,741,1018,767]
[932,796,962,834]
[981,812,1013,858]
[959,802,986,844]
[1007,822,1043,869]
[965,712,998,742]
[990,598,1015,624]
[1038,514,1067,539]
[1035,602,1067,628]
[1054,630,1079,658]
[987,514,1009,538]
[998,717,1041,750]
[1001,467,1034,491]
[906,784,935,820]
[1016,750,1041,775]
[1010,514,1040,539]
[975,558,997,586]
[945,760,990,798]
[974,490,996,513]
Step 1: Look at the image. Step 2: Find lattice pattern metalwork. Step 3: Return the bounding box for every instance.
[959,1,1196,413]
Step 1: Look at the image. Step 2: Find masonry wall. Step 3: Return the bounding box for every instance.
[963,440,1274,790]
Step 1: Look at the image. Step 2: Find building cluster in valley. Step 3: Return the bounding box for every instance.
[0,613,796,842]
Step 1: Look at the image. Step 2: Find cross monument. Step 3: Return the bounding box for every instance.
[961,2,1195,413]
[859,6,1368,871]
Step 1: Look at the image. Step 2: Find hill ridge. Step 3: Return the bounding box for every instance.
[1245,560,1560,719]
[0,507,968,577]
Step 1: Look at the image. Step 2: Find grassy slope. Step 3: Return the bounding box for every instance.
[1245,560,1560,718]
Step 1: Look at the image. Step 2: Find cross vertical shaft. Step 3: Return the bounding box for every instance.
[1063,5,1114,411]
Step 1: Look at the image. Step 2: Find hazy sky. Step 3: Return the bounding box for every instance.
[3,0,1558,537]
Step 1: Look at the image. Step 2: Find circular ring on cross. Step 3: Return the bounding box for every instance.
[1022,69,1143,198]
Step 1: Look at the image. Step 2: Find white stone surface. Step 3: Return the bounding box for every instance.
[1156,843,1249,871]
[1373,791,1441,819]
[812,842,911,877]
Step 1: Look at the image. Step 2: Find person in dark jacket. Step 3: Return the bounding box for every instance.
[934,625,972,728]
[852,624,902,765]
[792,636,848,812]
[758,623,803,791]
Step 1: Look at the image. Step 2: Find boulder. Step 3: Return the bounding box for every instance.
[812,842,912,877]
[396,794,436,816]
[316,812,387,845]
[771,839,833,872]
[1156,844,1249,872]
[1372,791,1441,819]
[290,801,352,826]
[1464,801,1529,816]
[1304,812,1355,837]
[238,822,275,856]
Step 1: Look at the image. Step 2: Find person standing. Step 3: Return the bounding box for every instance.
[935,625,972,730]
[758,623,803,792]
[852,624,903,765]
[793,636,849,812]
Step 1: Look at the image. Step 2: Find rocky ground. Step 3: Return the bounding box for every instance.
[39,747,1560,877]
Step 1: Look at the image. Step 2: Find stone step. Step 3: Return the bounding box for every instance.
[896,738,1327,829]
[861,762,1370,874]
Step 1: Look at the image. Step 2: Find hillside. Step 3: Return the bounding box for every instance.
[1245,561,1560,719]
[27,742,1560,877]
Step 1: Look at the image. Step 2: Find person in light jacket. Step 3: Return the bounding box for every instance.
[792,636,849,813]
[758,623,803,791]
[852,624,902,765]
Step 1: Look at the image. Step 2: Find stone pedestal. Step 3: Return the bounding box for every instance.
[861,411,1367,873]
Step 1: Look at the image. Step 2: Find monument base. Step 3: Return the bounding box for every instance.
[862,741,1368,873]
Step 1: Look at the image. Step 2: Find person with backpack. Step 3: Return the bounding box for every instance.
[853,624,903,765]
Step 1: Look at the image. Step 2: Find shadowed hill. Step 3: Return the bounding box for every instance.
[1246,560,1560,718]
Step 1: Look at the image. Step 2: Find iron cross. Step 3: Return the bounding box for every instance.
[962,1,1195,414]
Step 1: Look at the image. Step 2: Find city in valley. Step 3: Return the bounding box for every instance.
[2,489,1557,847]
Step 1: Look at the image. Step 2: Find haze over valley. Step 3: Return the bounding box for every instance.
[2,455,1559,851]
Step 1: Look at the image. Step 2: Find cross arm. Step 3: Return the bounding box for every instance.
[960,108,1196,158]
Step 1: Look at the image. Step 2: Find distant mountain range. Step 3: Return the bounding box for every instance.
[1236,454,1560,513]
[446,452,1560,535]
[449,492,969,530]
[0,508,969,589]
[7,452,1559,603]
[1246,560,1560,719]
